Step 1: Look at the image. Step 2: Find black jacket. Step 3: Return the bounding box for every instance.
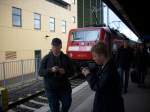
[134,48,149,71]
[117,46,133,70]
[86,59,124,112]
[38,51,74,92]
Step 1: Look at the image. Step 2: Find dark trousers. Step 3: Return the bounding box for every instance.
[118,68,129,92]
[45,90,72,112]
[138,70,146,85]
[0,106,3,112]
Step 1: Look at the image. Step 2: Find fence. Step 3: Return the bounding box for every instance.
[0,58,41,90]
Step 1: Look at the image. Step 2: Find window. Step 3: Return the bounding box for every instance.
[12,7,22,27]
[61,20,66,33]
[34,13,41,30]
[49,17,55,32]
[72,16,76,23]
[71,30,99,41]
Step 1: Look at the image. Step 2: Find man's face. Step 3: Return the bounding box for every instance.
[92,52,104,65]
[51,44,62,56]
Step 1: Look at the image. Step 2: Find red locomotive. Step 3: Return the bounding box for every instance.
[66,26,125,62]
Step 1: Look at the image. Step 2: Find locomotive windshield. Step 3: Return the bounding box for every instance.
[71,30,99,41]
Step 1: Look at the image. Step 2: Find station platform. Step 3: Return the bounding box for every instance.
[36,74,150,112]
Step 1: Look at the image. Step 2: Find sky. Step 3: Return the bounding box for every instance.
[103,3,139,42]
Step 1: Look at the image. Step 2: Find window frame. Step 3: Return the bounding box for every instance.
[34,13,41,30]
[72,16,76,23]
[61,20,66,33]
[49,17,55,32]
[12,7,22,27]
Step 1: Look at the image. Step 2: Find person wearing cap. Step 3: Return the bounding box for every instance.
[38,38,74,112]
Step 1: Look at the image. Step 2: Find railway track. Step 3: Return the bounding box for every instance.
[7,77,85,112]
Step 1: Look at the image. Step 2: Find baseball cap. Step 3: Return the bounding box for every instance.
[51,38,62,46]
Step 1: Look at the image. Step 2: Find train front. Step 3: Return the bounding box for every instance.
[66,28,100,61]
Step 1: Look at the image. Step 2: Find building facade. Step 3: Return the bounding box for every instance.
[0,0,77,62]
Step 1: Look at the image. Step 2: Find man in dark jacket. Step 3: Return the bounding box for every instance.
[117,40,133,93]
[134,44,149,87]
[38,38,74,112]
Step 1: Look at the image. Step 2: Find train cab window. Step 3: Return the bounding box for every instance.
[73,31,84,41]
[71,30,99,41]
[84,30,99,41]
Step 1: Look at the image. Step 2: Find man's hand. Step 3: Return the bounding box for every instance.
[51,66,59,72]
[58,68,65,74]
[81,67,90,76]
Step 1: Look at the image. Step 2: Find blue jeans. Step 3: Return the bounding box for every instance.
[45,90,72,112]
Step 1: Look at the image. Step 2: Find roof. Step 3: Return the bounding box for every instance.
[46,0,70,7]
[103,0,150,42]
